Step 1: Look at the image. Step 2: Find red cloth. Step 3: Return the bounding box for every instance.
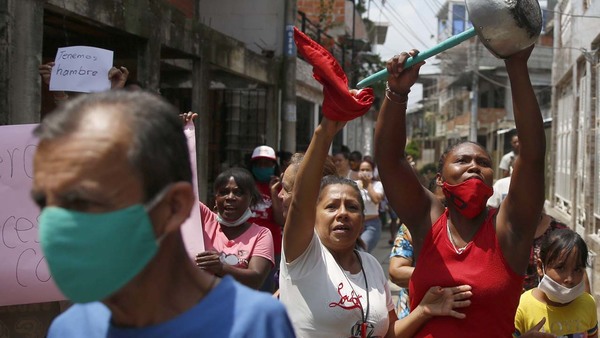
[409,208,523,337]
[293,27,374,121]
[249,182,282,255]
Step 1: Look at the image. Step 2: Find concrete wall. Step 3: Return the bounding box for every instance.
[0,0,44,125]
[197,0,285,57]
[296,58,323,103]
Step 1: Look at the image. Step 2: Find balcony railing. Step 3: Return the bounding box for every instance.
[297,11,351,72]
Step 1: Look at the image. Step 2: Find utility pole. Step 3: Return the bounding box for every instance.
[469,40,479,142]
[282,0,297,153]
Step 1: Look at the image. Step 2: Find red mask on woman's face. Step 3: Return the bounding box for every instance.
[442,179,493,218]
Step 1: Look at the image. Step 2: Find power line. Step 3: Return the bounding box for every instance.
[370,0,429,49]
[431,0,469,22]
[384,1,432,47]
[430,0,445,10]
[552,46,593,50]
[548,9,600,19]
[374,0,432,49]
[404,0,436,38]
[475,70,508,88]
[423,0,441,17]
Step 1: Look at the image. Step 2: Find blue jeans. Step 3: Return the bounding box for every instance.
[360,217,382,253]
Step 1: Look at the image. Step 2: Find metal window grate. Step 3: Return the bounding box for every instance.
[214,88,268,167]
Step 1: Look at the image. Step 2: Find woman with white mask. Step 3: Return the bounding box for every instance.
[195,167,275,289]
[355,159,384,252]
[514,229,597,337]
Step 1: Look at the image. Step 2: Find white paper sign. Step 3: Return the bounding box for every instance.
[49,46,113,93]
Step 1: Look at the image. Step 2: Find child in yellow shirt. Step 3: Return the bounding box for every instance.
[514,229,597,337]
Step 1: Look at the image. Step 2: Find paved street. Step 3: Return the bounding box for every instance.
[369,222,401,307]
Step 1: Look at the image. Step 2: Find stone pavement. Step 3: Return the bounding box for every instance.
[368,224,402,307]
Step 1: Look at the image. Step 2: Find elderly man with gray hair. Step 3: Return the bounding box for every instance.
[32,91,294,337]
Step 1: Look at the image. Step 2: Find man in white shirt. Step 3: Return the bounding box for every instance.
[487,176,511,208]
[499,134,519,178]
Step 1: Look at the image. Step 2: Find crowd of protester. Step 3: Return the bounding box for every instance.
[33,34,597,338]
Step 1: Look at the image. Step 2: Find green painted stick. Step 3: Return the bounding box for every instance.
[356,27,477,88]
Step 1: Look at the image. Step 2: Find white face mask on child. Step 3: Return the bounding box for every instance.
[538,268,585,304]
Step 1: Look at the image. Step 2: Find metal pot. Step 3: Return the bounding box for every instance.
[466,0,543,58]
[356,0,544,88]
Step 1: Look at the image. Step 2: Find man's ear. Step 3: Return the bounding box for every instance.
[160,182,195,235]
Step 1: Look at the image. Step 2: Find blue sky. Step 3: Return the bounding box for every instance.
[367,0,440,73]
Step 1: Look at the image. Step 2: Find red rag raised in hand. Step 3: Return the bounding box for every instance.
[293,27,374,122]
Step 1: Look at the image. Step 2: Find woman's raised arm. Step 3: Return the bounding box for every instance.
[283,118,346,262]
[496,45,546,275]
[375,51,443,249]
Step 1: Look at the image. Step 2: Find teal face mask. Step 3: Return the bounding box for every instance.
[39,187,169,303]
[252,166,274,182]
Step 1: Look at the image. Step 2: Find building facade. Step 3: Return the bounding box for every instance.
[548,0,600,309]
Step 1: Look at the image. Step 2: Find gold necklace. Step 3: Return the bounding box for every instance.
[446,222,469,254]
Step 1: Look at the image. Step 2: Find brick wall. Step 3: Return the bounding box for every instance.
[332,0,345,26]
[445,108,507,131]
[298,0,346,28]
[167,0,194,18]
[447,113,470,131]
[478,108,507,124]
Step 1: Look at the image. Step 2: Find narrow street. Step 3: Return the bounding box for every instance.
[369,222,401,306]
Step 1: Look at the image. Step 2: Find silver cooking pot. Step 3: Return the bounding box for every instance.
[466,0,543,58]
[356,0,544,88]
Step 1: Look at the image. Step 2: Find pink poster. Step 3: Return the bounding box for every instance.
[0,122,204,306]
[0,124,64,306]
[181,122,205,256]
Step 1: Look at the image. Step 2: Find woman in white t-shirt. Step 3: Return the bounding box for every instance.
[355,159,385,252]
[280,115,473,338]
